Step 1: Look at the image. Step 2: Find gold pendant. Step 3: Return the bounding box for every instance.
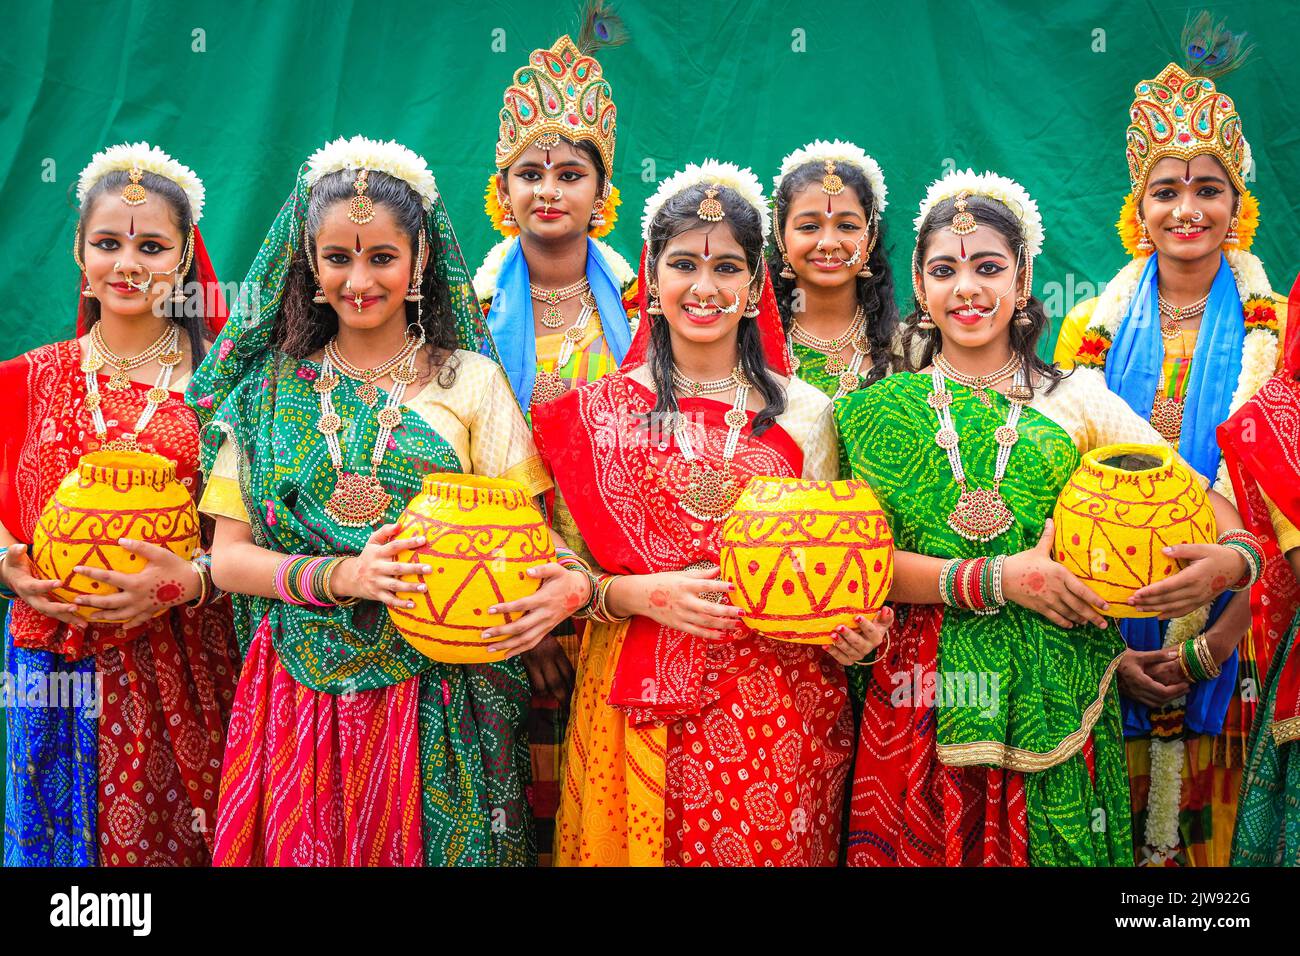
[1150,394,1184,444]
[106,369,131,391]
[325,471,392,528]
[824,354,846,375]
[540,304,565,329]
[679,462,741,521]
[530,370,568,407]
[357,382,380,407]
[948,486,1015,542]
[972,388,992,408]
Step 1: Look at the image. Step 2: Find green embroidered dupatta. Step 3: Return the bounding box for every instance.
[185,161,534,865]
[836,372,1131,864]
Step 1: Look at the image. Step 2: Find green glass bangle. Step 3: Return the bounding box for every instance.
[1182,638,1207,682]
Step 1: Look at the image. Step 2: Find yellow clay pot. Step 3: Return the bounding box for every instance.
[719,477,894,644]
[388,473,556,664]
[1053,443,1216,618]
[31,451,200,622]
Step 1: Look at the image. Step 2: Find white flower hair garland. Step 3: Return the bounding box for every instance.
[306,135,440,210]
[915,168,1044,257]
[641,160,770,242]
[773,139,888,218]
[77,142,207,222]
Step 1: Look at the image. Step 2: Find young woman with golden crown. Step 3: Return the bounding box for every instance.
[529,160,887,865]
[187,135,589,866]
[0,142,239,865]
[1053,23,1292,865]
[1220,270,1300,864]
[473,14,638,862]
[837,168,1255,866]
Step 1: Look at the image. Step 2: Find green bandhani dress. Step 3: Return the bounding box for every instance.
[835,367,1168,866]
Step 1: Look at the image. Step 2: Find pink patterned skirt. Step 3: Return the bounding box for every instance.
[213,615,424,866]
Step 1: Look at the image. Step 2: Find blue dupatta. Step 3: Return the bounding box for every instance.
[486,237,632,408]
[1104,253,1245,736]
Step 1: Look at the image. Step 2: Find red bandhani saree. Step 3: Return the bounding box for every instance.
[534,372,852,866]
[0,339,239,866]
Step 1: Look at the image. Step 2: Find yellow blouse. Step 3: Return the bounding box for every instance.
[199,349,550,523]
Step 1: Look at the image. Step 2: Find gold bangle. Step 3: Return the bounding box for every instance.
[1177,642,1194,683]
[1196,634,1221,679]
[326,557,360,608]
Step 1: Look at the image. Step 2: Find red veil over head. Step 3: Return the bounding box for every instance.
[75,225,228,337]
[620,246,792,376]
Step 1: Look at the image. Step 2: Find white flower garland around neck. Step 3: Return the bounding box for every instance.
[77,142,206,222]
[472,235,635,302]
[641,160,770,242]
[305,135,439,210]
[773,139,888,219]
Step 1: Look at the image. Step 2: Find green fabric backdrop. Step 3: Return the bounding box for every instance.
[2,0,1297,365]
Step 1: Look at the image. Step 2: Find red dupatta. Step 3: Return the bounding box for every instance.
[1218,269,1300,720]
[531,254,800,723]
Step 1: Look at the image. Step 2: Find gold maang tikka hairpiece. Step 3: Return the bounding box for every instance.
[821,161,845,196]
[121,166,147,206]
[949,191,977,236]
[349,169,375,225]
[697,186,725,223]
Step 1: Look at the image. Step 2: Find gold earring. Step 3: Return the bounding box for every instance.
[73,226,95,298]
[1223,204,1241,248]
[405,231,426,302]
[501,195,516,228]
[1014,296,1033,326]
[779,255,795,280]
[1137,219,1154,252]
[647,283,664,316]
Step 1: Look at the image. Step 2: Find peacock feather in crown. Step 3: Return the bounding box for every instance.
[494,1,627,176]
[1125,11,1255,194]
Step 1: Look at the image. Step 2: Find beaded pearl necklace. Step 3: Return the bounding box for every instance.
[315,328,422,527]
[928,357,1027,542]
[1158,290,1209,340]
[81,324,182,452]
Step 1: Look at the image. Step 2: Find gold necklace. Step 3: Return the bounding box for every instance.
[316,330,422,527]
[82,325,182,452]
[791,304,866,376]
[933,353,1023,407]
[929,361,1027,542]
[1150,331,1190,444]
[671,366,744,398]
[1158,291,1209,340]
[324,338,417,407]
[669,367,750,521]
[84,323,177,391]
[531,291,598,408]
[530,277,591,329]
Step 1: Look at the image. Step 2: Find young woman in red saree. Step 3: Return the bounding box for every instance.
[530,161,887,866]
[0,143,239,866]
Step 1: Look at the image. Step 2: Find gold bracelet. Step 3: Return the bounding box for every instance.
[1196,634,1221,679]
[325,557,361,608]
[595,573,631,624]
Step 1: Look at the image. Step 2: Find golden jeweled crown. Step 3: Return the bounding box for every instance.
[1126,62,1249,194]
[495,34,616,176]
